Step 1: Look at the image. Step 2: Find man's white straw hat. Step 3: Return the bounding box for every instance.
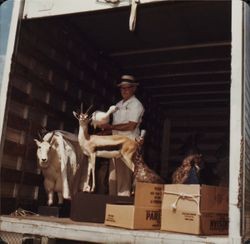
[117,75,139,87]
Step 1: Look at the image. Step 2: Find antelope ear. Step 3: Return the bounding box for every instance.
[73,111,79,119]
[34,139,41,146]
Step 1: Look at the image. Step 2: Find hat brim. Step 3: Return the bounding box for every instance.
[117,81,139,87]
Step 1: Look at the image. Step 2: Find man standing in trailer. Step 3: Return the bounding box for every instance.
[100,75,144,196]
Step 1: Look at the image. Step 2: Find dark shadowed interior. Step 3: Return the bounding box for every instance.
[0,1,231,213]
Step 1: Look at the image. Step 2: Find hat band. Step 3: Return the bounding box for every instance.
[121,79,135,83]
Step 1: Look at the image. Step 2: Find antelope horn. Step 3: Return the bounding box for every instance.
[85,104,93,115]
[80,103,83,114]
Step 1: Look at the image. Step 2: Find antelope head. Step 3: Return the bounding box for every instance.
[73,104,93,127]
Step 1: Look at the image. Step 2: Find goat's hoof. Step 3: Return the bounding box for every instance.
[83,185,91,192]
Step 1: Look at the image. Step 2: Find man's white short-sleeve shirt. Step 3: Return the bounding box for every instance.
[112,95,144,139]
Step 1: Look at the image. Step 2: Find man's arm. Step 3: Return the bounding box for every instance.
[100,121,138,131]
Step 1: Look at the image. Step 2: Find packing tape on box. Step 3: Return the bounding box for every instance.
[164,191,201,216]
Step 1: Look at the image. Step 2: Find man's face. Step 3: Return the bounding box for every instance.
[120,85,136,101]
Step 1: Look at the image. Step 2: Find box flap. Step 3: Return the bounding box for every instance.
[134,182,163,207]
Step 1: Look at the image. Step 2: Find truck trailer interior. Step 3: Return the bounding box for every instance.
[0,0,231,231]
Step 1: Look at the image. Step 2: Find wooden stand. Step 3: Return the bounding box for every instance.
[70,193,134,223]
[38,201,70,218]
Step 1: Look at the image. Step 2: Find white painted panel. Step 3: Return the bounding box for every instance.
[0,1,24,156]
[229,0,244,243]
[23,0,167,19]
[243,2,250,241]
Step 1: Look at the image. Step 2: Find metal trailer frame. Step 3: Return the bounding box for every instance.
[0,0,247,243]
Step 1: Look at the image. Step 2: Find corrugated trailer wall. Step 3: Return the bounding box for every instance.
[0,17,164,214]
[0,19,120,214]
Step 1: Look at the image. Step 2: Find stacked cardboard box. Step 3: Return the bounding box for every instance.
[161,184,229,235]
[105,182,164,229]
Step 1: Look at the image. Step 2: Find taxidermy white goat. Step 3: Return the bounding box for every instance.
[91,105,117,129]
[34,130,84,205]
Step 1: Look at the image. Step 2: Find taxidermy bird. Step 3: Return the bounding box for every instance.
[132,131,164,194]
[91,105,118,129]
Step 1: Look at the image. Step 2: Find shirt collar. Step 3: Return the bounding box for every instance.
[122,95,135,105]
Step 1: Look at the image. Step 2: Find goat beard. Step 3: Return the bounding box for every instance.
[38,160,49,168]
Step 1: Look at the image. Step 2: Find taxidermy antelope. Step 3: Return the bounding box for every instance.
[73,105,138,192]
[34,130,84,205]
[91,105,118,129]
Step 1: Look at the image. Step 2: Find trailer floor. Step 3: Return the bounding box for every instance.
[0,215,229,243]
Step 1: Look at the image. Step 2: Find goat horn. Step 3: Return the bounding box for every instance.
[46,131,55,143]
[37,127,48,141]
[37,131,43,141]
[41,127,48,135]
[85,104,93,115]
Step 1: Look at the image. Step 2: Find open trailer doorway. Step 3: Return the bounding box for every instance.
[0,0,249,243]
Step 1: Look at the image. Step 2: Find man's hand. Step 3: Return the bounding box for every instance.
[99,121,138,132]
[136,137,144,146]
[99,123,113,130]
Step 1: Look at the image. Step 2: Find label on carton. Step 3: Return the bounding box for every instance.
[135,182,163,207]
[210,218,228,231]
[201,213,228,234]
[134,207,161,228]
[182,212,196,222]
[106,213,115,223]
[146,209,161,223]
[149,188,162,205]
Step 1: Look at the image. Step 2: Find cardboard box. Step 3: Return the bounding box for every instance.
[105,182,164,229]
[105,204,161,229]
[134,182,163,207]
[161,184,229,235]
[70,193,133,223]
